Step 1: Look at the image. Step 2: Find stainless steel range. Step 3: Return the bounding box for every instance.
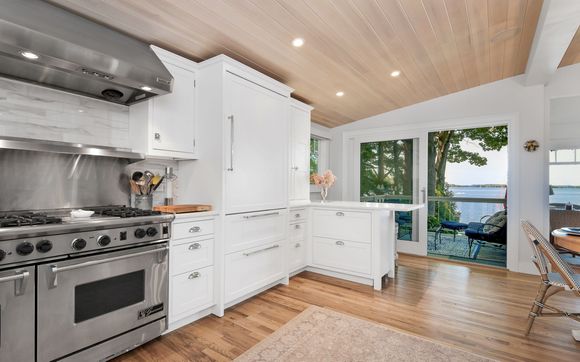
[0,206,174,362]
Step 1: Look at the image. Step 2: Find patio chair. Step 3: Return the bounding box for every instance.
[464,210,507,257]
[520,221,580,337]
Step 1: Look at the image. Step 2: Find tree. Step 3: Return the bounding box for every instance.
[427,125,508,228]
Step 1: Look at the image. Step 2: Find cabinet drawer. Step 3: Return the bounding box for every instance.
[290,222,307,241]
[225,242,285,303]
[289,208,307,222]
[171,238,214,275]
[312,209,371,243]
[170,266,214,321]
[173,219,214,240]
[288,239,307,273]
[311,237,371,275]
[225,210,287,253]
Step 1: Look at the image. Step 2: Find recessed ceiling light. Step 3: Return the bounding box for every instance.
[292,38,304,47]
[336,91,344,97]
[140,86,152,91]
[78,109,85,113]
[390,70,401,77]
[20,51,39,60]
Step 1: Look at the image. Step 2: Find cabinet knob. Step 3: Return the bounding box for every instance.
[294,224,300,229]
[292,166,299,170]
[335,240,345,246]
[188,242,201,250]
[154,132,161,140]
[295,213,301,218]
[295,242,301,248]
[189,226,201,233]
[336,212,345,217]
[188,272,201,279]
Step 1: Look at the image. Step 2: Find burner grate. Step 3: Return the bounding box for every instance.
[87,206,161,218]
[0,212,63,228]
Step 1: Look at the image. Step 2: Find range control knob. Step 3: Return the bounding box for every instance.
[146,227,158,237]
[71,238,87,251]
[0,249,6,261]
[134,228,146,239]
[97,235,111,247]
[36,240,53,253]
[16,242,34,256]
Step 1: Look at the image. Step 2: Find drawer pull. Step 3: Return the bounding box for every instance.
[294,213,301,218]
[243,211,280,219]
[189,226,201,233]
[335,240,345,246]
[336,212,345,216]
[294,224,301,229]
[295,242,301,248]
[188,243,201,250]
[188,272,201,279]
[243,244,279,256]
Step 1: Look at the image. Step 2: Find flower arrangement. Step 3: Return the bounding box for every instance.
[311,170,336,201]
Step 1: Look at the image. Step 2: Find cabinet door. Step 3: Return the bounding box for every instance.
[224,73,288,214]
[288,222,307,272]
[290,105,311,201]
[151,61,196,154]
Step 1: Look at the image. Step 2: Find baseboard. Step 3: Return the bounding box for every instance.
[165,305,216,333]
[305,266,373,286]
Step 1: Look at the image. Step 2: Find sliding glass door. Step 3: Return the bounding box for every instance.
[355,134,428,255]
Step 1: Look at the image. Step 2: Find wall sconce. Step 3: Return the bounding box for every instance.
[523,140,539,152]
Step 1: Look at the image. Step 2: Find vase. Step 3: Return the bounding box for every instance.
[320,186,328,202]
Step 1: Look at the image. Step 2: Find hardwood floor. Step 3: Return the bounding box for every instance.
[116,255,580,361]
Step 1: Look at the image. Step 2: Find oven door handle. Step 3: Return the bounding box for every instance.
[48,246,168,289]
[0,270,30,296]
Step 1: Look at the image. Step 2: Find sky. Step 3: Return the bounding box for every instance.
[445,139,508,185]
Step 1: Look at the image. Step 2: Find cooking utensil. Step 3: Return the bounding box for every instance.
[130,180,141,195]
[151,175,165,193]
[131,171,143,182]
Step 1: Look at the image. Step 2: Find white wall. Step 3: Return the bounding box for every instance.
[327,75,549,274]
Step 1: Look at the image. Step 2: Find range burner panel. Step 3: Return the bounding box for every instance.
[88,206,162,218]
[0,212,62,228]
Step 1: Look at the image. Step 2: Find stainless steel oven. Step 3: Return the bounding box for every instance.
[0,266,35,362]
[36,242,169,362]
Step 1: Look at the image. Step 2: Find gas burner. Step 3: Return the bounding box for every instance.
[0,212,62,228]
[87,206,161,218]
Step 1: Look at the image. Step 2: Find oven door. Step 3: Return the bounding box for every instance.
[0,266,35,362]
[36,243,168,362]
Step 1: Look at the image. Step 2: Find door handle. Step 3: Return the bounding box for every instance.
[48,246,168,288]
[243,244,279,256]
[0,271,30,296]
[243,211,280,219]
[227,115,234,171]
[421,187,426,203]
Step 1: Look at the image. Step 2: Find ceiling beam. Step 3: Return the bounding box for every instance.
[524,0,580,85]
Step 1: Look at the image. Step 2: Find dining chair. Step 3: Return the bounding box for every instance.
[520,221,580,337]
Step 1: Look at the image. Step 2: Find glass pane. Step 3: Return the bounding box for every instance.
[75,270,145,323]
[549,150,556,163]
[360,138,417,241]
[310,138,319,180]
[549,164,580,206]
[427,126,508,267]
[556,149,575,163]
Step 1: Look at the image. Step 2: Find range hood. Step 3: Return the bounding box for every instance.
[0,136,145,163]
[0,0,173,105]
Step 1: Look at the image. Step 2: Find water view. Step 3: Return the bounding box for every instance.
[449,186,506,223]
[550,187,580,205]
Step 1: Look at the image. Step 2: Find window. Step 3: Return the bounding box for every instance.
[549,149,580,207]
[310,136,329,186]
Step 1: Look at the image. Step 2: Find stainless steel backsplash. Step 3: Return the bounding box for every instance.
[0,149,130,212]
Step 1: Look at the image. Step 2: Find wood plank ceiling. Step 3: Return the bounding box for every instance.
[560,26,580,68]
[48,0,545,128]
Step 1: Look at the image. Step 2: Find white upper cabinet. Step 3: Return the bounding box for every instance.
[289,99,312,202]
[224,73,289,214]
[129,46,198,160]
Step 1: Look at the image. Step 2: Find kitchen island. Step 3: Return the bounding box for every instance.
[290,201,423,290]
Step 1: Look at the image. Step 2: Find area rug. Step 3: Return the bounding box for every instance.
[235,306,494,362]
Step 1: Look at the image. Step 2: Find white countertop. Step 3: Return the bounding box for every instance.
[290,200,424,212]
[171,211,220,220]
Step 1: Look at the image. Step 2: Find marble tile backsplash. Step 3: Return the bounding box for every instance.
[0,77,130,148]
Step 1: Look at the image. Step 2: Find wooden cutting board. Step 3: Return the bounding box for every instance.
[153,204,212,213]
